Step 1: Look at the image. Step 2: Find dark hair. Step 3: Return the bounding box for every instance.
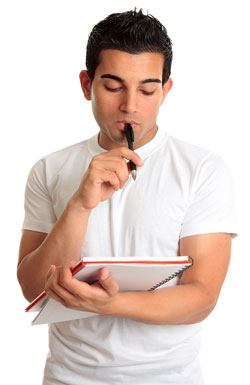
[86,9,173,85]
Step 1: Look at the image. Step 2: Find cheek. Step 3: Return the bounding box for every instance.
[142,98,161,117]
[93,93,117,116]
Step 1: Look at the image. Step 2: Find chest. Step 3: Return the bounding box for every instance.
[80,162,191,258]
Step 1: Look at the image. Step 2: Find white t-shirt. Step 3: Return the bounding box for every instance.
[22,129,237,385]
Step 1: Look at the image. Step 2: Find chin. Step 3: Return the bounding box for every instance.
[112,137,127,146]
[108,130,127,145]
[98,130,125,149]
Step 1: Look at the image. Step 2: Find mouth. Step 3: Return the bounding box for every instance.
[116,121,139,131]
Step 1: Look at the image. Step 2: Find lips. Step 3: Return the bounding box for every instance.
[116,121,139,130]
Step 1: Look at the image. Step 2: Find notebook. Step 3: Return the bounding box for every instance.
[26,256,193,325]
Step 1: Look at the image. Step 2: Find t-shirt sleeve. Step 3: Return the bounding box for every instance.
[22,159,57,233]
[180,153,238,239]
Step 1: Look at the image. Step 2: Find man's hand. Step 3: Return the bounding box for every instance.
[44,261,119,314]
[71,147,144,211]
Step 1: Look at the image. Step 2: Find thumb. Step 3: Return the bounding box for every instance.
[98,267,119,296]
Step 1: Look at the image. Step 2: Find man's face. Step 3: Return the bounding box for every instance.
[80,49,172,150]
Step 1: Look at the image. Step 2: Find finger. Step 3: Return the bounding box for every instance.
[45,265,80,307]
[45,286,69,306]
[91,157,129,187]
[99,170,123,191]
[45,260,76,284]
[45,264,56,282]
[94,148,144,167]
[45,266,65,300]
[108,147,144,167]
[98,267,119,296]
[102,160,129,189]
[59,263,90,296]
[46,285,84,311]
[45,264,60,288]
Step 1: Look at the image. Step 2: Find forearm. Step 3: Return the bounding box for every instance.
[18,147,144,302]
[17,197,91,301]
[108,282,215,325]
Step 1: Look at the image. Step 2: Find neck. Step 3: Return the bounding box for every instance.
[98,125,158,151]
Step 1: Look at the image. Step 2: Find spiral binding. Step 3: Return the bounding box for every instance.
[148,256,194,291]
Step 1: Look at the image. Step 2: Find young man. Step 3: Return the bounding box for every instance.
[17,9,237,385]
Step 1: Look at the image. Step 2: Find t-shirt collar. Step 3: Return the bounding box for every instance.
[87,127,168,159]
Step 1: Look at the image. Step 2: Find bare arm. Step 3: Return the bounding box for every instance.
[44,232,232,325]
[109,232,232,324]
[17,147,144,302]
[17,202,91,302]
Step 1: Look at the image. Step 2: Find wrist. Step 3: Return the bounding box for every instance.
[98,292,121,316]
[67,195,92,216]
[102,292,128,317]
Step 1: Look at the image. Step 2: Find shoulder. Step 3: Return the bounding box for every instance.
[41,138,91,166]
[167,135,212,163]
[167,137,235,208]
[163,133,229,179]
[28,137,93,181]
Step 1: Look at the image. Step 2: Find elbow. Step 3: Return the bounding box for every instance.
[183,302,216,324]
[17,265,40,303]
[18,281,38,303]
[183,289,219,325]
[17,270,32,303]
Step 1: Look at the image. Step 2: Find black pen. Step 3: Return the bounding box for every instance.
[125,123,137,180]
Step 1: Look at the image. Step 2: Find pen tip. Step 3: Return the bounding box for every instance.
[132,170,137,180]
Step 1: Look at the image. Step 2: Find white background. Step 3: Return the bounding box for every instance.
[1,0,249,384]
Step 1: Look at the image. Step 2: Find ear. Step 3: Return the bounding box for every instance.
[160,78,173,105]
[79,70,91,101]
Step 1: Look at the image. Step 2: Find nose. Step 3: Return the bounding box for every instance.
[119,89,138,114]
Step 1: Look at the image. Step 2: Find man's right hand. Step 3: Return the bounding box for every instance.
[71,147,144,211]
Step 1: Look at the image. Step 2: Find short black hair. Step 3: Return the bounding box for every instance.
[86,8,173,85]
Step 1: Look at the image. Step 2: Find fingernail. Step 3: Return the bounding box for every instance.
[102,270,109,280]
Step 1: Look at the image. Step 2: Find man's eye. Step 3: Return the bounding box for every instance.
[141,90,155,96]
[105,86,121,92]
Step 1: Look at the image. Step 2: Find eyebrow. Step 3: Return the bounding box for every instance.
[100,74,162,84]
